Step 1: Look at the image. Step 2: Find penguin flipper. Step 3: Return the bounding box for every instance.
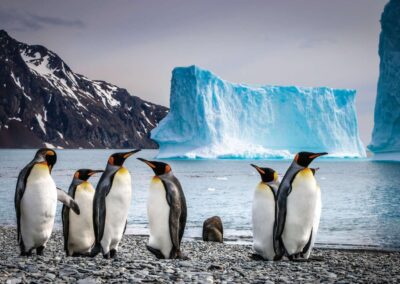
[57,188,80,215]
[273,185,290,259]
[14,162,34,249]
[93,169,116,245]
[62,203,69,253]
[123,221,127,235]
[302,229,313,256]
[274,164,303,259]
[174,177,187,242]
[161,178,182,259]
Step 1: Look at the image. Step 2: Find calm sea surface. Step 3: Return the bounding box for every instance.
[0,149,399,249]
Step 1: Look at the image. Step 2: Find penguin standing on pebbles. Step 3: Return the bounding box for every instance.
[274,152,327,260]
[251,164,279,261]
[138,158,187,259]
[15,148,80,256]
[92,150,140,258]
[62,169,103,256]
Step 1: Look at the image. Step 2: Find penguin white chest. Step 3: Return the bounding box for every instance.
[21,163,57,250]
[282,168,319,255]
[102,167,132,248]
[147,177,172,258]
[69,182,95,254]
[252,182,276,260]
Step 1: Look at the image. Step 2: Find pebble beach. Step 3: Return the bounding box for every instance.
[1,227,399,283]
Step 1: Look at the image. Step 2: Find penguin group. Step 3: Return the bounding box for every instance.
[15,148,325,261]
[251,151,326,261]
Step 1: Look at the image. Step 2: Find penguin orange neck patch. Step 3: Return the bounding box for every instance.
[299,168,313,176]
[118,167,129,175]
[152,176,161,183]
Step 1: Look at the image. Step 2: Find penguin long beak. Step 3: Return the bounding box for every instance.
[123,149,141,159]
[137,158,156,169]
[88,170,104,176]
[250,164,265,175]
[309,152,328,159]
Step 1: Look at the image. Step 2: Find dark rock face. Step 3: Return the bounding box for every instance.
[0,30,168,149]
[369,0,400,153]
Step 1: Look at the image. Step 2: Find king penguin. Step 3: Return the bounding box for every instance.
[274,152,327,260]
[251,164,279,261]
[14,148,80,256]
[92,149,140,258]
[138,158,187,259]
[62,169,103,256]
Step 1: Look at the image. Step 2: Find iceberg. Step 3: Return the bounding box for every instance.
[368,0,400,160]
[151,66,366,159]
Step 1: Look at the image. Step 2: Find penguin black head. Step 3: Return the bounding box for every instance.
[107,149,141,166]
[251,164,278,183]
[34,148,57,171]
[137,158,172,176]
[74,169,104,181]
[294,152,328,167]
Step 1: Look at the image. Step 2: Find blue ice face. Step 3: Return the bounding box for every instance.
[151,65,366,159]
[368,0,400,155]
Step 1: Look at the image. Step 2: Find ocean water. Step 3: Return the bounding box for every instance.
[0,149,399,249]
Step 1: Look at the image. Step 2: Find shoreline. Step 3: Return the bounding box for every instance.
[1,227,399,283]
[1,224,399,253]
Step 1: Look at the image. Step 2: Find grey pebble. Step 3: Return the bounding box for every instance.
[77,277,98,284]
[45,273,56,280]
[6,278,22,284]
[0,228,399,283]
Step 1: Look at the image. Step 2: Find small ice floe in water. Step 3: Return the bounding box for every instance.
[216,177,228,180]
[321,177,327,180]
[208,188,216,191]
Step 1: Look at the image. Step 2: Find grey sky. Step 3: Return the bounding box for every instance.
[0,0,387,145]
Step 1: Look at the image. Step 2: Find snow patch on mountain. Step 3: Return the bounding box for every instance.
[10,72,31,101]
[35,113,46,134]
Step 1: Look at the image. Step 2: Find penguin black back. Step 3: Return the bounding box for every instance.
[92,149,140,257]
[273,152,327,259]
[138,158,187,259]
[14,148,56,250]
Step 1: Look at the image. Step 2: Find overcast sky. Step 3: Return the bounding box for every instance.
[0,0,388,145]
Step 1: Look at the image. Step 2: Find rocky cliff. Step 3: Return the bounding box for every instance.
[0,30,168,149]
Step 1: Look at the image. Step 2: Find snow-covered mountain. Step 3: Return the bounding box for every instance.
[0,30,168,149]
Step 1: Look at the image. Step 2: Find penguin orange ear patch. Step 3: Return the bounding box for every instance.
[74,172,80,179]
[165,165,171,173]
[46,150,55,156]
[108,156,114,165]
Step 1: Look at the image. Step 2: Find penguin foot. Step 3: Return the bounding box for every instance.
[110,249,117,258]
[288,253,309,262]
[177,252,190,260]
[20,251,32,257]
[291,258,309,262]
[103,252,111,259]
[308,256,324,262]
[146,245,165,259]
[249,253,265,261]
[36,246,45,256]
[89,244,101,257]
